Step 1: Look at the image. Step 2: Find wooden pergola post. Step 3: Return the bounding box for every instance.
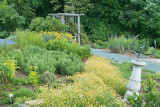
[61,15,65,24]
[78,15,80,45]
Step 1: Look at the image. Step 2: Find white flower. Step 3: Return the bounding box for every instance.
[8,93,13,98]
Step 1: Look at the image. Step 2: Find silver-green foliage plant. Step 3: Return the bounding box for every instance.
[41,71,57,85]
[108,36,127,53]
[14,46,83,76]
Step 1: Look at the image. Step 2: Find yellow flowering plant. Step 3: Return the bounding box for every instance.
[85,56,127,95]
[35,56,127,107]
[0,56,17,83]
[39,31,73,42]
[28,66,39,85]
[36,73,126,107]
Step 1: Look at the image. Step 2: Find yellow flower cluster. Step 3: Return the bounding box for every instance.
[35,56,127,106]
[39,31,73,41]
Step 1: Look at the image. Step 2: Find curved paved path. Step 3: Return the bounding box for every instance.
[91,49,160,72]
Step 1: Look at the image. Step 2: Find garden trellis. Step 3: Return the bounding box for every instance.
[48,13,84,45]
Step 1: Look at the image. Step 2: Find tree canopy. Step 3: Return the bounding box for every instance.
[1,0,160,46]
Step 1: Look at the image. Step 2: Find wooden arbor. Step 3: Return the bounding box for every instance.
[48,13,84,45]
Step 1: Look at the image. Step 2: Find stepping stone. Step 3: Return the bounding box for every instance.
[18,104,28,107]
[25,99,43,106]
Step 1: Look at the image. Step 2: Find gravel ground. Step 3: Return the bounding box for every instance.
[91,49,160,72]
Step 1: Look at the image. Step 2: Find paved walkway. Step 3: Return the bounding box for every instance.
[0,39,16,45]
[91,49,160,72]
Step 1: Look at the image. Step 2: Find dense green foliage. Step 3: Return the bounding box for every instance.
[82,0,160,45]
[1,0,160,48]
[14,88,34,98]
[14,46,83,75]
[0,1,25,38]
[46,39,91,59]
[29,16,67,32]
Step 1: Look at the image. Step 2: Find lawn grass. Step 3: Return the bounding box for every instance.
[112,62,156,80]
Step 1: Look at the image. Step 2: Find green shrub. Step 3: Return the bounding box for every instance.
[108,36,127,53]
[131,38,150,53]
[11,77,29,85]
[29,16,67,32]
[0,92,12,104]
[41,71,57,85]
[94,40,108,49]
[16,30,45,50]
[46,39,91,59]
[146,48,160,58]
[94,43,101,49]
[0,31,9,39]
[46,39,70,51]
[14,88,34,98]
[76,46,91,60]
[14,46,83,75]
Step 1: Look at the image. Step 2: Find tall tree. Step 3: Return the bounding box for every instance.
[0,1,25,38]
[50,0,93,13]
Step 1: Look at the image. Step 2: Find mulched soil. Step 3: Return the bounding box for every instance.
[15,68,28,78]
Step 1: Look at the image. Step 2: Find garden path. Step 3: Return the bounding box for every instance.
[0,39,16,45]
[91,49,160,72]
